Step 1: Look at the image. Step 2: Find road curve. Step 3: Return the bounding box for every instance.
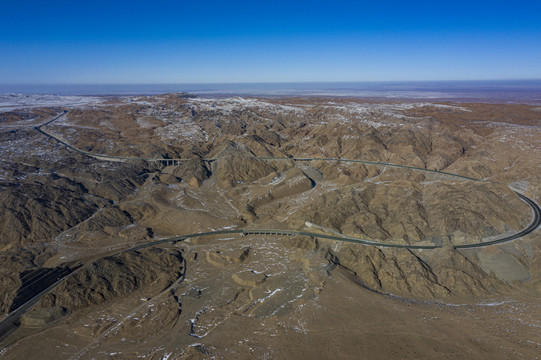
[35,111,478,180]
[34,109,541,247]
[2,109,538,342]
[33,110,541,247]
[2,206,541,340]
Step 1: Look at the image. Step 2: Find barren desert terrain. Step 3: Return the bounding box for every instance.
[0,94,540,359]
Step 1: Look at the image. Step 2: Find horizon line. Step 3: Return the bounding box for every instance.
[2,78,541,87]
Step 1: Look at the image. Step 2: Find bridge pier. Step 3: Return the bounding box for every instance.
[161,160,181,166]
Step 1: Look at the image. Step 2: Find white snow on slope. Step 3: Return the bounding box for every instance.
[0,94,106,112]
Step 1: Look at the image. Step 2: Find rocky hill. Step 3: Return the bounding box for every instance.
[0,95,540,359]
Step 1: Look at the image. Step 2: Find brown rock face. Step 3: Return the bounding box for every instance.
[288,179,529,245]
[2,96,541,359]
[170,158,210,187]
[331,245,452,298]
[44,248,184,310]
[327,244,509,298]
[214,155,276,188]
[0,178,105,247]
[423,182,530,240]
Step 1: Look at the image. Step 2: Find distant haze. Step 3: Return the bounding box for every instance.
[1,81,541,103]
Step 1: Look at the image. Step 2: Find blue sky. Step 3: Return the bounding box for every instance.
[1,0,540,84]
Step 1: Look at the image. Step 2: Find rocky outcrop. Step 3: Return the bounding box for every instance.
[42,248,184,310]
[0,178,106,247]
[325,244,509,298]
[163,158,210,187]
[288,180,530,245]
[214,155,276,188]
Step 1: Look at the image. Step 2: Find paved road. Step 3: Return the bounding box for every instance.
[34,110,479,181]
[32,109,541,248]
[34,109,541,245]
[2,193,539,341]
[0,266,80,342]
[2,109,538,343]
[35,111,151,162]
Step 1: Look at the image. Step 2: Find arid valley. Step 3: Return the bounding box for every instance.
[0,93,540,359]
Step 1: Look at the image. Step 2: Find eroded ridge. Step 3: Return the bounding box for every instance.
[2,96,541,359]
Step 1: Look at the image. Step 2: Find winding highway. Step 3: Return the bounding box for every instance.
[33,111,479,181]
[1,109,539,342]
[32,109,541,249]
